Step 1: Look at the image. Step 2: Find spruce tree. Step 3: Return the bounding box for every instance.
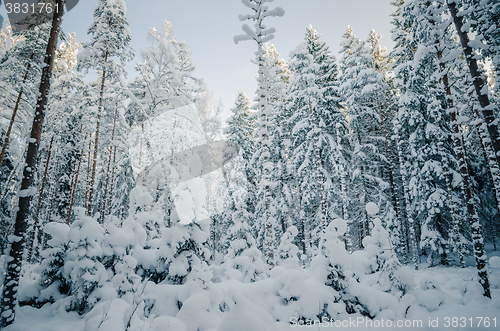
[287,26,343,257]
[234,0,285,267]
[338,26,391,249]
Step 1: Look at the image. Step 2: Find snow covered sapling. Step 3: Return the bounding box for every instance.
[38,222,72,300]
[312,218,370,317]
[362,214,392,272]
[101,215,141,299]
[318,219,349,292]
[276,226,300,269]
[152,177,211,284]
[160,217,212,285]
[362,203,412,296]
[223,205,267,282]
[65,208,108,313]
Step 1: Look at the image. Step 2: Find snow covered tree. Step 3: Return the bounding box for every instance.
[38,222,71,300]
[28,33,84,260]
[338,26,392,249]
[224,90,257,214]
[276,225,300,268]
[65,209,108,313]
[234,0,284,267]
[1,4,64,327]
[223,205,267,282]
[446,0,500,174]
[287,26,344,257]
[77,0,133,217]
[362,204,393,273]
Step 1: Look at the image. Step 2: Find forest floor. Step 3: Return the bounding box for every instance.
[5,247,500,331]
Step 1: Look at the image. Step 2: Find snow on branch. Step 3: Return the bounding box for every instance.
[263,7,284,18]
[235,0,284,44]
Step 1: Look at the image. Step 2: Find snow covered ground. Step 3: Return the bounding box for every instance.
[5,249,500,331]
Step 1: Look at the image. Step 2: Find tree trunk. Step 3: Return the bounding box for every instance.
[0,3,64,326]
[336,125,351,251]
[0,53,34,169]
[84,137,92,211]
[307,99,327,231]
[86,49,108,216]
[375,94,406,262]
[100,104,118,223]
[438,46,491,297]
[107,145,116,216]
[394,126,419,270]
[27,135,55,262]
[67,133,86,225]
[447,0,500,171]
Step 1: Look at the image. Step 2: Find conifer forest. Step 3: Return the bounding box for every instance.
[1,0,500,330]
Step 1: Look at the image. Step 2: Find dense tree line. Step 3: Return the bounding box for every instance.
[0,0,499,326]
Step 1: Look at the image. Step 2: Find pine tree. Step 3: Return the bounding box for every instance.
[234,0,284,267]
[1,3,64,326]
[77,0,133,217]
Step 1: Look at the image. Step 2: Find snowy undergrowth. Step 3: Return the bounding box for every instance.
[5,253,500,331]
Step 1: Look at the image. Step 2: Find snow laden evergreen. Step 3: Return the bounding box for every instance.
[224,91,257,213]
[234,0,284,268]
[338,26,393,250]
[389,0,462,268]
[221,205,267,283]
[389,0,492,296]
[77,0,134,217]
[219,91,257,261]
[276,225,300,268]
[261,43,294,247]
[287,25,344,258]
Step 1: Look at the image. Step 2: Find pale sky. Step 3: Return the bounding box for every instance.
[1,0,396,121]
